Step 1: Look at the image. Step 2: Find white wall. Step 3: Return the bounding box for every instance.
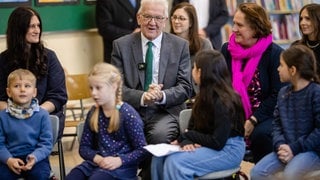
[0,29,103,75]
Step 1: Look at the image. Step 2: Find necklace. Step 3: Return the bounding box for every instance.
[306,41,320,48]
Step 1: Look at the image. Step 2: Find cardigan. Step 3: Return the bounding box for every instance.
[273,82,320,156]
[221,42,286,124]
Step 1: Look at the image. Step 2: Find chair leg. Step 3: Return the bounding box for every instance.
[69,136,76,150]
[58,139,66,180]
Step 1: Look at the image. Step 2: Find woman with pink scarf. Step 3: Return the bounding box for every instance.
[221,3,286,164]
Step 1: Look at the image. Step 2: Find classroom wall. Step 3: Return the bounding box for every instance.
[0,0,100,75]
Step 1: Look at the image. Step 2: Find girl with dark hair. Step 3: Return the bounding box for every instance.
[151,49,245,180]
[251,45,320,180]
[0,7,67,138]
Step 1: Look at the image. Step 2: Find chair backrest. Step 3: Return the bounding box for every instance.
[65,74,91,101]
[65,73,92,121]
[50,115,59,145]
[179,109,192,133]
[77,121,85,143]
[49,115,66,179]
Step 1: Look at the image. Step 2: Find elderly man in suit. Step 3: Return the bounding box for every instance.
[172,0,229,50]
[96,0,141,63]
[111,0,192,178]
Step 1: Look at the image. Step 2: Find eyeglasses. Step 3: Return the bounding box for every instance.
[171,15,188,22]
[141,14,167,23]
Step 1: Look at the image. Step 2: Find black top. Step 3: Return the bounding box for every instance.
[178,98,244,151]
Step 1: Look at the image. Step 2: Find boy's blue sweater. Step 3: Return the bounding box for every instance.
[0,108,53,164]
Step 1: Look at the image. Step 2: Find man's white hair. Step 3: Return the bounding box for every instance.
[138,0,169,17]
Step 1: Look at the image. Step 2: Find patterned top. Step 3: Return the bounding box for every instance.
[248,69,262,113]
[76,102,147,176]
[222,42,285,124]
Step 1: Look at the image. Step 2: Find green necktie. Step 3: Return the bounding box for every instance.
[144,41,153,91]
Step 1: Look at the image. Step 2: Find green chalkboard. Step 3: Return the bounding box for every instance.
[0,1,96,35]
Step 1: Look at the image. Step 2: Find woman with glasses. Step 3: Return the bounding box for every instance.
[172,0,228,50]
[170,2,212,99]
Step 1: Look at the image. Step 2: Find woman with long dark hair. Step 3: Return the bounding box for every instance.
[0,7,67,138]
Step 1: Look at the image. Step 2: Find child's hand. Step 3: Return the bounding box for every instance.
[6,157,25,175]
[277,144,293,163]
[99,156,122,170]
[22,155,36,171]
[181,143,201,151]
[170,140,179,145]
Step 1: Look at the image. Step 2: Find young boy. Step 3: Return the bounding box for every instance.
[0,69,53,180]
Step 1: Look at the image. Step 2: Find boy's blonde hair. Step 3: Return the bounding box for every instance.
[88,63,123,133]
[7,69,36,87]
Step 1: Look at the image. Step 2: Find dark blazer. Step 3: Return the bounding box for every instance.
[96,0,141,61]
[111,32,192,120]
[172,0,229,50]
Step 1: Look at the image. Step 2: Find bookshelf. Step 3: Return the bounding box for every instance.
[253,0,309,48]
[221,0,240,44]
[221,0,316,48]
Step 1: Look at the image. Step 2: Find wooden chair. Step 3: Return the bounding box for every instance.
[179,109,246,180]
[63,73,92,148]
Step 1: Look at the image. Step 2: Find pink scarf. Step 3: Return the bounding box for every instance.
[228,33,272,118]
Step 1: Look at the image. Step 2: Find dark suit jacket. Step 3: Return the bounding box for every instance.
[172,0,229,50]
[111,32,192,120]
[96,0,141,61]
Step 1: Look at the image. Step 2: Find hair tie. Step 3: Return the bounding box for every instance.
[115,104,122,110]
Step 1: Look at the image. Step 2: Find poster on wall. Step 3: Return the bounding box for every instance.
[0,0,31,7]
[35,0,79,6]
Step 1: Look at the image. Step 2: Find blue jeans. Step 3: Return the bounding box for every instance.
[251,151,320,180]
[151,136,245,180]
